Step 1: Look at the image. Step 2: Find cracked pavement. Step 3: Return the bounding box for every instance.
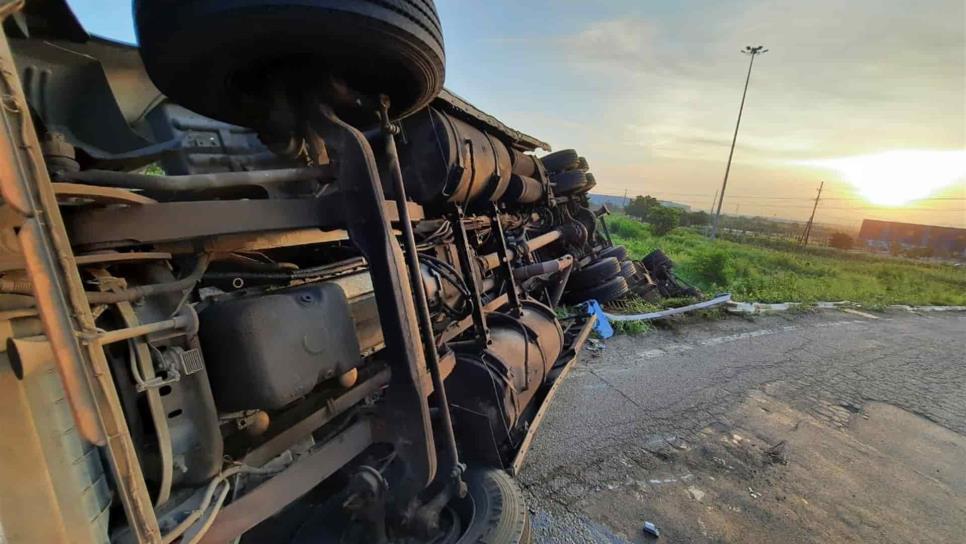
[519,310,966,543]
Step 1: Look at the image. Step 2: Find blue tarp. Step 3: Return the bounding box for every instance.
[585,300,614,339]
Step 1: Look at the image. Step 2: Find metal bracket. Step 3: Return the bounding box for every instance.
[450,205,490,344]
[490,203,522,314]
[303,102,438,507]
[0,22,161,542]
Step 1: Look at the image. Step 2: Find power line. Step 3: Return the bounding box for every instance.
[592,187,966,201]
[591,188,966,204]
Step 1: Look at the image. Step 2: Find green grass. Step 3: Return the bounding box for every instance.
[607,215,966,306]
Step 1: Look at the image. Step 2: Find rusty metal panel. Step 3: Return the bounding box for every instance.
[0,15,161,541]
[0,356,75,543]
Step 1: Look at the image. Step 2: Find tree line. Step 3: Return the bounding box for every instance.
[621,195,863,251]
[624,195,709,235]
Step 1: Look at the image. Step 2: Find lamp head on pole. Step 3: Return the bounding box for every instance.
[741,45,769,55]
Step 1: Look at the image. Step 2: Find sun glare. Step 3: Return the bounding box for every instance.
[800,150,966,206]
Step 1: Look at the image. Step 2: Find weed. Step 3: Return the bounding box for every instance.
[612,320,652,336]
[607,214,966,306]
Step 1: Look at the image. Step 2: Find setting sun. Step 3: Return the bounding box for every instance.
[800,150,966,206]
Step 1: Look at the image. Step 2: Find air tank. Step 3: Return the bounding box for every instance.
[398,108,512,207]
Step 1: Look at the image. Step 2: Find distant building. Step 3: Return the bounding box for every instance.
[587,193,629,209]
[858,219,966,256]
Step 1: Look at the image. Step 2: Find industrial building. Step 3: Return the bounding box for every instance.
[858,219,966,256]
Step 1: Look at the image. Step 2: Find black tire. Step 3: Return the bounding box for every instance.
[291,467,530,544]
[454,468,532,544]
[566,276,630,305]
[641,249,672,272]
[134,0,445,128]
[569,257,621,290]
[598,245,627,261]
[550,170,588,195]
[577,172,596,194]
[539,149,579,173]
[620,259,637,280]
[576,156,589,170]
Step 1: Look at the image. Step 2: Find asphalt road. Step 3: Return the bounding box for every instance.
[520,310,966,543]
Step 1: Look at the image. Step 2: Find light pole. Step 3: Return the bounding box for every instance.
[710,44,768,240]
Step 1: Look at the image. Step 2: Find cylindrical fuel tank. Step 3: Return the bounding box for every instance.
[398,108,512,207]
[446,300,563,450]
[510,148,539,178]
[502,174,544,204]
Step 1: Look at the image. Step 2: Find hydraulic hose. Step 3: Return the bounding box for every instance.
[0,254,210,304]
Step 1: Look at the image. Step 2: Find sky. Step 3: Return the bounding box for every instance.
[69,0,966,228]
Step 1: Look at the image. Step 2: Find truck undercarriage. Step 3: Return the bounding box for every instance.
[0,2,657,542]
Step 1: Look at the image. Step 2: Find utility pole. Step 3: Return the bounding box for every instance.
[799,181,824,246]
[711,44,768,240]
[623,188,628,207]
[709,189,719,215]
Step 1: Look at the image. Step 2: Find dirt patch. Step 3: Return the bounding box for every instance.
[575,392,966,543]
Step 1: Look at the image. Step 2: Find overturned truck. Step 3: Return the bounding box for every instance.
[0,1,649,542]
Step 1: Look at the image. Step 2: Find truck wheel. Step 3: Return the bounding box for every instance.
[620,260,637,280]
[598,245,627,261]
[539,149,579,173]
[291,467,531,543]
[577,172,596,193]
[134,0,446,127]
[641,249,672,273]
[565,276,630,305]
[550,170,588,195]
[452,468,532,544]
[569,257,621,290]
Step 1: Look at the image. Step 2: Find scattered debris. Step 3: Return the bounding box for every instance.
[727,301,801,314]
[687,486,706,502]
[665,435,691,451]
[888,304,966,312]
[605,293,732,322]
[642,521,661,538]
[585,337,605,353]
[748,487,762,499]
[839,401,861,414]
[841,308,880,319]
[764,440,788,465]
[585,300,614,338]
[728,300,966,315]
[640,249,701,299]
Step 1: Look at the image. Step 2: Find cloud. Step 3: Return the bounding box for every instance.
[441,0,966,226]
[626,124,819,160]
[567,19,661,70]
[536,0,965,176]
